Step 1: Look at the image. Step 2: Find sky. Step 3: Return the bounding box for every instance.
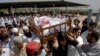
[0,0,100,10]
[67,0,100,10]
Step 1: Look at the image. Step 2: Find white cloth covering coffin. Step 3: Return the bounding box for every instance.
[34,16,69,36]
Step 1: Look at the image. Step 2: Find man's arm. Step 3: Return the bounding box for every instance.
[86,47,100,56]
[81,44,100,56]
[67,34,78,46]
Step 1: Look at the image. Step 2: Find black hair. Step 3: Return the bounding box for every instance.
[8,26,13,30]
[74,19,80,23]
[82,20,87,25]
[0,34,9,41]
[0,26,5,28]
[57,32,66,41]
[89,22,97,27]
[24,32,32,38]
[90,31,100,41]
[27,52,38,56]
[72,27,81,33]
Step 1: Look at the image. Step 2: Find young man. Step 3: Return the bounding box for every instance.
[51,30,82,56]
[81,31,100,56]
[81,22,97,43]
[81,20,88,34]
[67,27,83,56]
[52,32,67,56]
[67,28,100,56]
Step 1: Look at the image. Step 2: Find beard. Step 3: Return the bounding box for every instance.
[87,40,92,44]
[24,32,32,38]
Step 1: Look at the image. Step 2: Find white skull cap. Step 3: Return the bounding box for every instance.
[22,26,29,30]
[12,28,18,33]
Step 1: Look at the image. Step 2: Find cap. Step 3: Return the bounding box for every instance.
[26,41,41,54]
[22,26,29,30]
[12,28,18,33]
[13,36,24,44]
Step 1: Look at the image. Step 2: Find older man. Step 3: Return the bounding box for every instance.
[22,26,40,43]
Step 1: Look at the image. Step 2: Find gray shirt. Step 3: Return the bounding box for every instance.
[81,43,100,56]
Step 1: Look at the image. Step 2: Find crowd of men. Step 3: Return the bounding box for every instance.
[0,13,100,56]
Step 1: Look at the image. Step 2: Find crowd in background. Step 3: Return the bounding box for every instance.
[0,13,100,56]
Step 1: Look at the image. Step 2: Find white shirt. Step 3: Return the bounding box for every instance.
[4,17,9,24]
[0,17,5,26]
[13,18,17,24]
[8,19,13,25]
[76,36,84,46]
[40,49,47,56]
[81,30,89,44]
[1,48,10,56]
[24,33,41,43]
[67,36,83,56]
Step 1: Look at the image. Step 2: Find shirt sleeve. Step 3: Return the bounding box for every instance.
[21,35,28,42]
[69,39,78,46]
[76,36,83,47]
[81,44,100,56]
[86,47,100,56]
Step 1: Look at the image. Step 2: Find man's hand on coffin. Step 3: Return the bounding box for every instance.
[67,33,75,41]
[43,44,49,53]
[52,37,59,49]
[67,33,79,46]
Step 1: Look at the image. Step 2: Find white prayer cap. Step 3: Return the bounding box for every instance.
[12,28,18,33]
[72,25,76,28]
[22,26,29,30]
